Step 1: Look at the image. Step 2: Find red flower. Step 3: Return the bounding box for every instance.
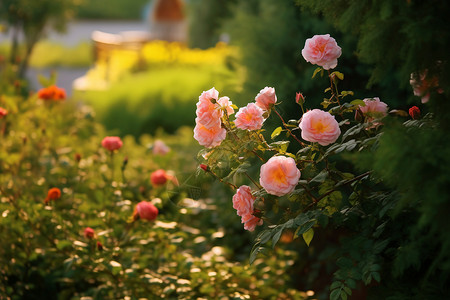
[84,227,95,239]
[0,107,8,118]
[150,169,169,186]
[101,136,123,152]
[37,85,66,101]
[133,201,159,221]
[45,187,61,204]
[409,106,421,120]
[199,164,208,172]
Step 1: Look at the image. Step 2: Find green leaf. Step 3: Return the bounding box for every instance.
[272,228,284,248]
[340,290,348,300]
[294,220,316,238]
[333,71,344,80]
[312,67,323,78]
[350,99,365,106]
[302,228,314,247]
[271,127,283,139]
[310,170,328,184]
[56,240,72,251]
[330,288,341,300]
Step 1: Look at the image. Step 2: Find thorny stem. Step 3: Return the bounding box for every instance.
[273,107,306,147]
[222,113,265,162]
[204,167,237,190]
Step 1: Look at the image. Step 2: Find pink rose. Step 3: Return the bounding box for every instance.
[101,136,123,152]
[259,156,301,197]
[242,213,263,232]
[193,120,227,148]
[255,86,277,110]
[196,97,222,129]
[199,87,219,102]
[299,109,341,146]
[234,103,265,131]
[134,201,159,221]
[152,139,170,155]
[301,34,342,70]
[232,185,263,232]
[217,96,235,115]
[358,97,388,119]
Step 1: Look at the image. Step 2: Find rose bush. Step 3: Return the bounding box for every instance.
[194,33,449,299]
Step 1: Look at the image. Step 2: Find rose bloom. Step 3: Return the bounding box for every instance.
[234,103,265,131]
[255,86,277,110]
[0,107,8,118]
[358,97,388,119]
[259,156,301,197]
[134,201,159,221]
[193,120,226,148]
[152,139,170,155]
[232,185,263,232]
[196,96,223,129]
[37,85,66,101]
[232,185,255,217]
[301,34,342,70]
[199,87,219,102]
[409,106,421,120]
[217,96,235,115]
[300,109,341,146]
[84,227,95,239]
[101,136,123,152]
[45,187,61,204]
[241,213,263,232]
[150,169,170,186]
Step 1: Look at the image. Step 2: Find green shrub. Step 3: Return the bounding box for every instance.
[78,64,242,137]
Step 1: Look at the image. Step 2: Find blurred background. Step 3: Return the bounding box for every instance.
[0,0,417,139]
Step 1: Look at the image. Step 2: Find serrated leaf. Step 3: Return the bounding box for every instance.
[294,220,316,238]
[350,99,365,106]
[330,288,341,300]
[302,228,314,247]
[340,290,348,300]
[330,281,343,290]
[271,127,283,139]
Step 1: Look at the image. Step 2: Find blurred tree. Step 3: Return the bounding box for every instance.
[187,0,237,49]
[0,0,78,78]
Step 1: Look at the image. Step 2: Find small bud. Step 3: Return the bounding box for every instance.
[97,241,103,251]
[200,164,208,172]
[296,92,305,105]
[409,106,421,120]
[75,153,81,163]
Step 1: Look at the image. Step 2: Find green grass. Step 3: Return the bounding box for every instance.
[76,63,243,137]
[0,41,92,68]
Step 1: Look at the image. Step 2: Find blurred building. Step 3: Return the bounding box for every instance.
[149,0,187,43]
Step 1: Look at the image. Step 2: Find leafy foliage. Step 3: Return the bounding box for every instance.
[0,85,308,298]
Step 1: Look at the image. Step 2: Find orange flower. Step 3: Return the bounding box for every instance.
[45,187,61,204]
[37,85,66,101]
